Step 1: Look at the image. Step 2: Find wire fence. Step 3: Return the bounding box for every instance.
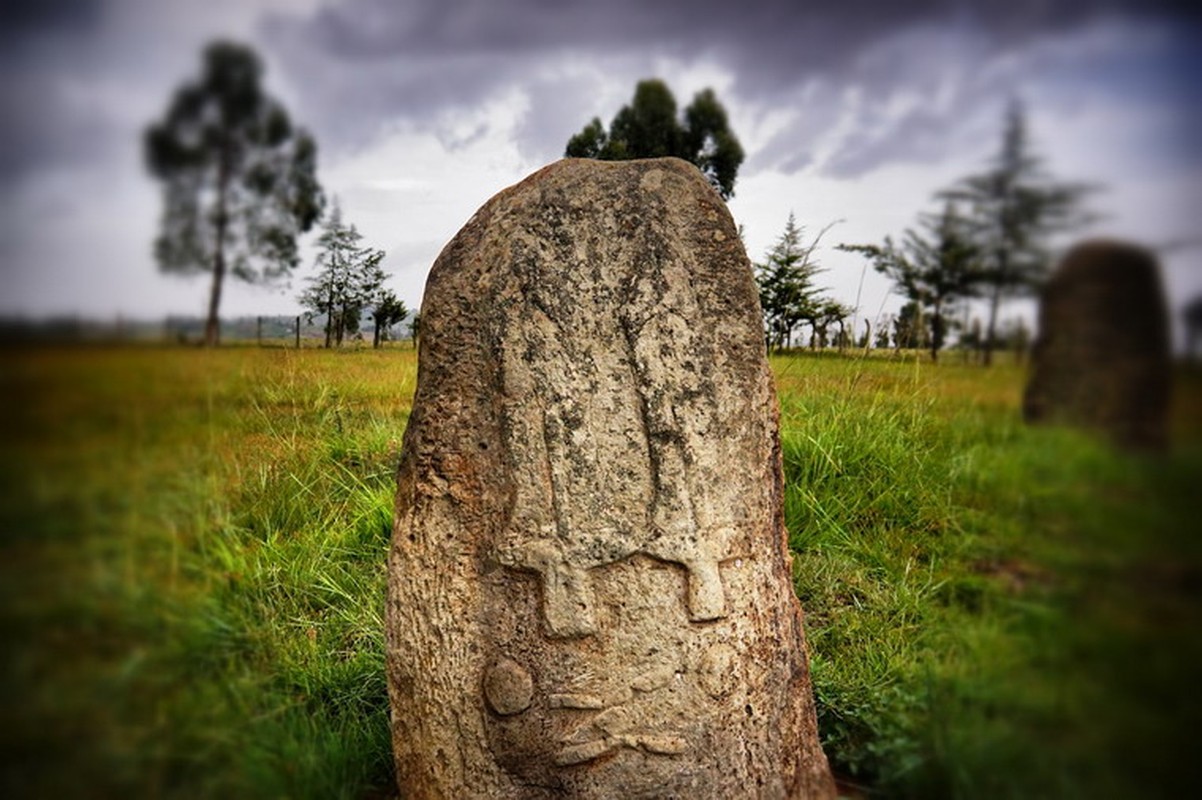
[0,314,417,348]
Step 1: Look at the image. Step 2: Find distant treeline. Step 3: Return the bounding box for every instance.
[0,314,413,345]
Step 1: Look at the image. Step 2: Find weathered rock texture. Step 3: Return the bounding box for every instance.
[1023,239,1171,450]
[387,157,835,799]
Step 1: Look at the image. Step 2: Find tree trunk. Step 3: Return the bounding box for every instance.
[983,247,1010,367]
[323,286,334,348]
[204,142,231,347]
[930,300,943,363]
[204,252,224,347]
[983,286,1001,367]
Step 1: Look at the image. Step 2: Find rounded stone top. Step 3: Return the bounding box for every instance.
[482,157,725,217]
[1052,239,1159,286]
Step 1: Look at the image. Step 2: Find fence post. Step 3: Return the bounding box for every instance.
[256,316,263,346]
[295,316,301,349]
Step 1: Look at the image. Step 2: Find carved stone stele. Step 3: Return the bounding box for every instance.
[1023,239,1171,450]
[387,157,836,798]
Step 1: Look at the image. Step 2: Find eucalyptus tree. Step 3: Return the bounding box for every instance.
[370,290,409,349]
[408,312,421,350]
[818,300,855,351]
[145,41,323,346]
[565,79,745,199]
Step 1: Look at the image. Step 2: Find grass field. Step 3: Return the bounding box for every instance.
[1,343,1199,798]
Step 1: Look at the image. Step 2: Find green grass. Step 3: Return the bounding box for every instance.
[1,345,1199,798]
[0,346,412,798]
[775,352,1202,798]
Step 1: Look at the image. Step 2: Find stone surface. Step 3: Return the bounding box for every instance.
[386,157,836,798]
[1184,295,1202,361]
[1023,238,1171,450]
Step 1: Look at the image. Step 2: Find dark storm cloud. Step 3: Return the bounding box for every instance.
[0,63,127,183]
[2,0,1197,184]
[0,0,103,44]
[0,0,112,181]
[825,104,979,179]
[281,0,1194,69]
[263,0,1199,175]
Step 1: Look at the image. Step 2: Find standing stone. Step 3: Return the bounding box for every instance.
[386,158,835,798]
[1184,295,1202,361]
[1023,239,1171,450]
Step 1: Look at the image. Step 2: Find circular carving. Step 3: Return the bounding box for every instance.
[483,658,534,716]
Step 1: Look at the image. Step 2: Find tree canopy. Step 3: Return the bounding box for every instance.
[564,79,745,199]
[145,41,323,346]
[940,100,1093,364]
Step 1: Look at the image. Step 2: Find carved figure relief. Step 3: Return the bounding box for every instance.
[493,245,741,643]
[479,244,754,775]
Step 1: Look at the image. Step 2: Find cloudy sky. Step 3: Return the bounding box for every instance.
[2,0,1199,341]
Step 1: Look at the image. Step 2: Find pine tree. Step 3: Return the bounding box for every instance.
[941,100,1092,365]
[754,211,822,348]
[299,202,386,347]
[755,213,836,351]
